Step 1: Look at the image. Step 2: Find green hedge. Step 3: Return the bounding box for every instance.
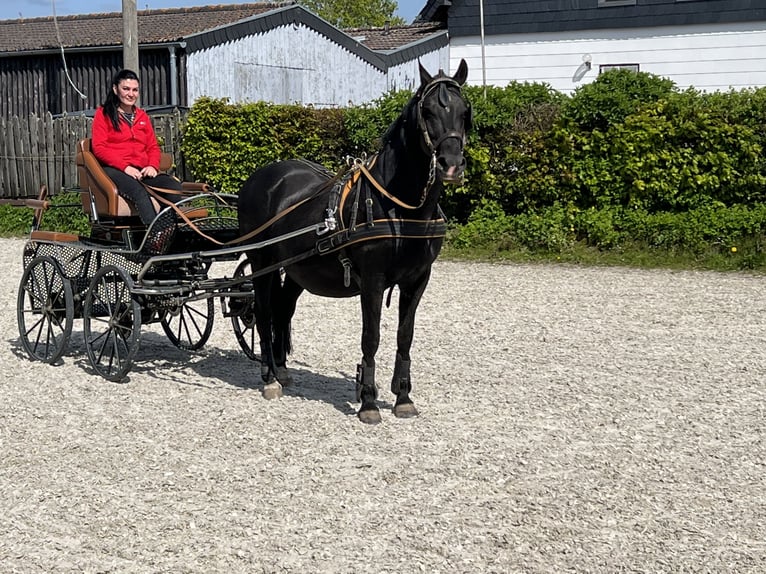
[6,69,765,271]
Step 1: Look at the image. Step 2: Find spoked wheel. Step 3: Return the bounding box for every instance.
[83,265,142,382]
[17,255,74,364]
[161,296,215,351]
[231,258,258,360]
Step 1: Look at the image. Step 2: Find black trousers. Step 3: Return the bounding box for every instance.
[102,167,184,225]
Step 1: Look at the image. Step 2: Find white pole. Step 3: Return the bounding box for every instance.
[479,0,486,98]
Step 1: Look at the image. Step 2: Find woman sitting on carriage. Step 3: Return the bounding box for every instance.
[91,68,182,254]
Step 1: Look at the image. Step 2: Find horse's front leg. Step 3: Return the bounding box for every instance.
[357,276,385,425]
[391,269,432,418]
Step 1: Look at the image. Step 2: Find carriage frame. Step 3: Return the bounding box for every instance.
[15,143,336,382]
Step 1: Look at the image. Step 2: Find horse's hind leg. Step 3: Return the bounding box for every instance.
[251,270,281,399]
[391,269,432,418]
[272,274,303,387]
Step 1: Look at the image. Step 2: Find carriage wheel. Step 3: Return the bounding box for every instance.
[161,297,214,351]
[231,258,258,360]
[17,255,74,364]
[83,265,141,382]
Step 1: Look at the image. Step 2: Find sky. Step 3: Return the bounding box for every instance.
[0,0,426,23]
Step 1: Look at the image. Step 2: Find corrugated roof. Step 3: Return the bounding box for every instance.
[0,2,445,54]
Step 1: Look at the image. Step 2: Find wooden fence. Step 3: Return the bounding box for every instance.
[0,110,190,199]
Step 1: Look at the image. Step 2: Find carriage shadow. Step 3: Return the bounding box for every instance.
[8,330,388,417]
[114,331,372,416]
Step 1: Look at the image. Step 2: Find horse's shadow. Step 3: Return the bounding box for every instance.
[8,331,385,417]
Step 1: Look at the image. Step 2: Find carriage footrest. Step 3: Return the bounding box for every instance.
[30,230,79,242]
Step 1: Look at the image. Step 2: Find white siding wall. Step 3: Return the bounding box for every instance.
[450,21,766,93]
[187,24,387,107]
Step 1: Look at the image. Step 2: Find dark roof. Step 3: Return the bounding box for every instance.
[424,0,766,37]
[417,0,450,24]
[344,22,445,51]
[0,1,445,58]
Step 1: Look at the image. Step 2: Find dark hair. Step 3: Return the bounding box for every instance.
[102,69,139,131]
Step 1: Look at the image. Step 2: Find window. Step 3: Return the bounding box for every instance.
[599,63,640,73]
[598,0,636,6]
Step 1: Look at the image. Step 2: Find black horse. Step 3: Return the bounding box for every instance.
[237,60,471,424]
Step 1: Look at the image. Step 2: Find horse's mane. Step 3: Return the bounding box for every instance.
[380,94,418,150]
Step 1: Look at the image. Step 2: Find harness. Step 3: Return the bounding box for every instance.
[141,74,462,285]
[319,154,446,257]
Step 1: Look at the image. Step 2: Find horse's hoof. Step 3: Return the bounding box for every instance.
[393,403,419,419]
[275,366,294,387]
[262,381,283,400]
[358,409,382,425]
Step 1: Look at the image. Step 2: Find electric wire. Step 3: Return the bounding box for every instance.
[51,0,88,104]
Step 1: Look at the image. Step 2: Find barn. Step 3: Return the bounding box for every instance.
[417,0,766,93]
[0,1,448,118]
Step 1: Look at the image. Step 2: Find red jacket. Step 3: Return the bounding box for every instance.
[91,106,161,172]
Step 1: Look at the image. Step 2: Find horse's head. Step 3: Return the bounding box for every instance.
[415,59,471,184]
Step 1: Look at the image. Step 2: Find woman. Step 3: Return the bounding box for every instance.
[91,69,182,252]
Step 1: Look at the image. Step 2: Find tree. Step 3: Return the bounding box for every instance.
[298,0,405,28]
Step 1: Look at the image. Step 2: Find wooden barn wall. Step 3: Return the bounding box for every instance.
[0,111,189,199]
[450,21,766,94]
[186,23,387,108]
[0,49,182,118]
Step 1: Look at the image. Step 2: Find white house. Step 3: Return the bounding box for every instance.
[417,0,766,93]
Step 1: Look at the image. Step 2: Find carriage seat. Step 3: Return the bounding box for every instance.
[75,138,209,221]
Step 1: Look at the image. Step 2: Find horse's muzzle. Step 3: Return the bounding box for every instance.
[437,159,467,184]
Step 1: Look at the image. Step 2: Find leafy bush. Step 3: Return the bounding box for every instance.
[445,83,567,222]
[0,191,90,237]
[182,98,351,194]
[0,203,35,237]
[560,68,676,132]
[343,89,413,153]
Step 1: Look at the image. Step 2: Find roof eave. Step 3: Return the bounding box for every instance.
[0,40,186,58]
[380,30,449,67]
[184,5,391,71]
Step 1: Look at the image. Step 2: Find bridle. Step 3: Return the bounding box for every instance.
[341,76,472,212]
[415,76,470,158]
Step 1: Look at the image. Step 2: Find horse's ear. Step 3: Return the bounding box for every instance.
[419,61,433,86]
[453,59,468,86]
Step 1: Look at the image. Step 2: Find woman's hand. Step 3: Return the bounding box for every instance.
[140,166,158,179]
[124,166,143,180]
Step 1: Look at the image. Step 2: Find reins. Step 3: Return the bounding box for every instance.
[358,155,436,211]
[143,167,343,247]
[142,75,464,250]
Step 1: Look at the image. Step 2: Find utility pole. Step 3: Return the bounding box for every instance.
[122,0,139,72]
[479,0,486,99]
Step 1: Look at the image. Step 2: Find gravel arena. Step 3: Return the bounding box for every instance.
[0,236,764,572]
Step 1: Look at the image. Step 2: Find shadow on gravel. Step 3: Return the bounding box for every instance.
[7,330,376,417]
[133,332,364,416]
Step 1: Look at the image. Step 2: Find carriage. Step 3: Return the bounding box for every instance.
[13,61,471,423]
[16,137,335,382]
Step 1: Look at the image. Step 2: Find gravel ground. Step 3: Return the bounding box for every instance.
[1,236,764,573]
